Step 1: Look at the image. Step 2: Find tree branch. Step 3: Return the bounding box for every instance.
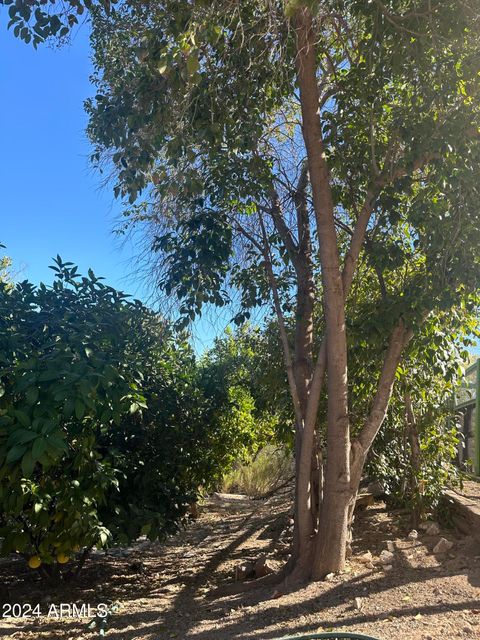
[350,319,414,481]
[266,190,300,271]
[257,212,303,427]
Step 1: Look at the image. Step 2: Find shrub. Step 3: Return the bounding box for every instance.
[0,259,243,576]
[221,446,293,498]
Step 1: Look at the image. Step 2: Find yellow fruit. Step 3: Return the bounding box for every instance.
[56,553,70,564]
[28,556,41,569]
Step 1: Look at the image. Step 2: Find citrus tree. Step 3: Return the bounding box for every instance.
[0,258,245,577]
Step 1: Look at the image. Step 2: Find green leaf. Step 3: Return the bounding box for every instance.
[25,386,39,405]
[7,428,38,446]
[13,410,30,428]
[31,437,47,461]
[39,370,60,382]
[186,54,200,75]
[6,444,28,464]
[21,451,35,477]
[75,399,85,420]
[99,530,109,545]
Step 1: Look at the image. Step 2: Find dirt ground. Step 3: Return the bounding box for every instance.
[1,490,480,640]
[458,479,480,501]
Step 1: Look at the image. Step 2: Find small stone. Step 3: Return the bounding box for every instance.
[325,572,335,581]
[383,564,393,571]
[386,541,395,552]
[408,529,418,540]
[354,597,363,610]
[433,538,454,554]
[426,522,440,536]
[378,550,395,565]
[357,551,373,564]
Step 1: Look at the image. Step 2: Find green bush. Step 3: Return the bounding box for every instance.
[0,259,245,576]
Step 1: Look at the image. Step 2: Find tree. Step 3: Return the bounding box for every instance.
[4,0,480,582]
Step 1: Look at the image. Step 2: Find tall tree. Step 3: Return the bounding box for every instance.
[5,0,480,582]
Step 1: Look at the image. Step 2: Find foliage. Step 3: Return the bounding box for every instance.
[0,0,112,46]
[221,445,293,498]
[0,259,246,575]
[367,312,474,514]
[5,0,480,575]
[0,244,12,287]
[84,0,480,320]
[201,325,293,453]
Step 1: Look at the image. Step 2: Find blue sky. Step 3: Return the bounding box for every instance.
[0,23,141,294]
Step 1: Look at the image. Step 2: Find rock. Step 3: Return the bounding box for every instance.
[426,522,440,536]
[408,529,419,540]
[419,520,439,532]
[357,551,373,564]
[354,597,364,610]
[325,572,335,581]
[213,492,249,502]
[378,550,395,565]
[254,556,274,579]
[386,541,395,552]
[433,538,454,554]
[235,561,255,581]
[383,564,393,571]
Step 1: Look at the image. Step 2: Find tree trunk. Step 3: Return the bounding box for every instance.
[294,6,351,577]
[405,391,424,527]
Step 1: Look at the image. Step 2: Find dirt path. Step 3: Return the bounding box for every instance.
[1,491,480,639]
[457,479,480,501]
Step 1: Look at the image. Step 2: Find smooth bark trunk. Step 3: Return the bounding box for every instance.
[405,391,424,527]
[295,6,351,576]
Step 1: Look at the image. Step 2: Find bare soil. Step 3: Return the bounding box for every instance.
[457,479,480,501]
[1,491,480,640]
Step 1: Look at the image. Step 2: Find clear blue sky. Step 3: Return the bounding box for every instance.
[0,23,141,294]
